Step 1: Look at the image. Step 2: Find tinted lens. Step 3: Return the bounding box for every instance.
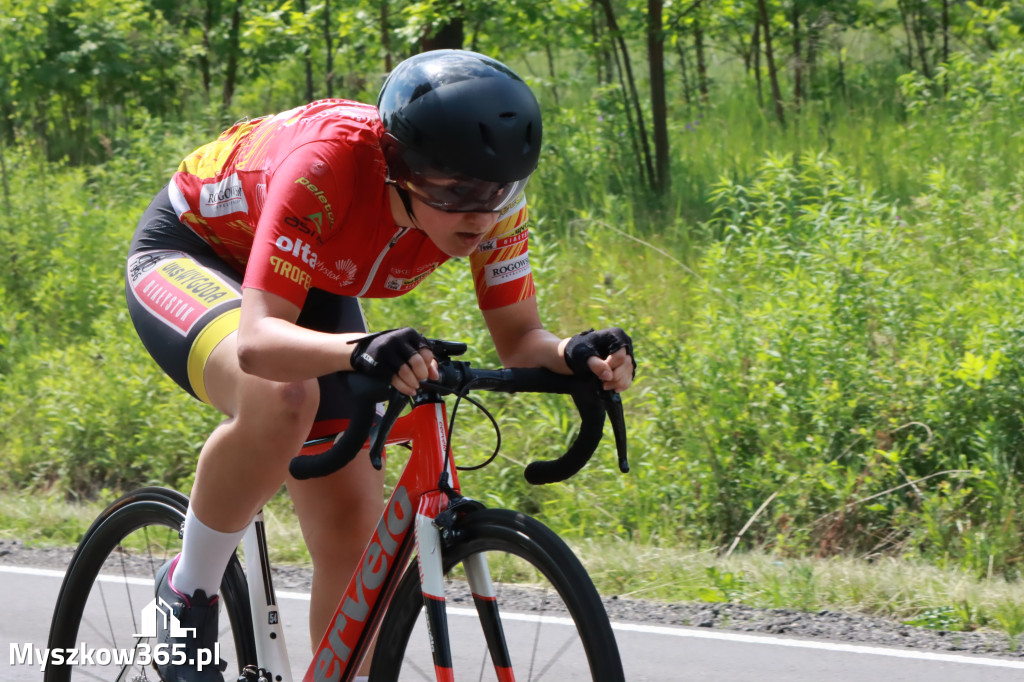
[405,175,528,213]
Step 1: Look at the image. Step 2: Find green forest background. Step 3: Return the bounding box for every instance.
[4,0,1024,636]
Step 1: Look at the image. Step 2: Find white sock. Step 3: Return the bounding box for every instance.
[353,678,368,682]
[172,507,247,598]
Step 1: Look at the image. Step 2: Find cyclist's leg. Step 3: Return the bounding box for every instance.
[191,335,319,533]
[126,187,319,679]
[127,186,318,550]
[284,293,386,659]
[288,456,386,649]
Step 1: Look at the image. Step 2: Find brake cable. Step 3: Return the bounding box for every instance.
[425,378,503,495]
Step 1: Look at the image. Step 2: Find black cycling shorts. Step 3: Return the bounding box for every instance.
[125,185,368,440]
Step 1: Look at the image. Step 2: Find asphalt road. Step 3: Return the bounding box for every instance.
[4,564,1024,681]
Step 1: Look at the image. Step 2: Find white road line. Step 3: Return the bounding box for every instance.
[6,564,1023,670]
[609,621,1024,670]
[2,565,77,579]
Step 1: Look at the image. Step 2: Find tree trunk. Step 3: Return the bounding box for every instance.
[897,0,916,71]
[199,0,213,100]
[421,8,465,52]
[595,0,655,188]
[324,0,334,97]
[381,0,392,72]
[221,0,243,110]
[941,0,949,64]
[806,23,819,95]
[792,0,802,112]
[298,0,315,100]
[545,44,560,107]
[756,0,785,126]
[676,39,693,105]
[0,138,10,216]
[752,16,763,106]
[591,2,607,85]
[836,40,847,99]
[647,0,669,195]
[910,1,932,80]
[693,10,709,103]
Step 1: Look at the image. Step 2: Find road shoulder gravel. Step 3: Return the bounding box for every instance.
[4,538,1020,660]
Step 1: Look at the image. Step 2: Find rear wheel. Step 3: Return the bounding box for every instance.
[44,487,257,681]
[370,507,624,681]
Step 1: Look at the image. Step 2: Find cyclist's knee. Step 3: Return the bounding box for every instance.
[270,377,319,424]
[277,379,318,416]
[239,376,319,443]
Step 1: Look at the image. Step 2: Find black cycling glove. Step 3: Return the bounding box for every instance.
[564,327,636,379]
[349,328,430,380]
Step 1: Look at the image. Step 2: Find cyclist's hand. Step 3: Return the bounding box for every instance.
[349,328,439,396]
[564,327,636,392]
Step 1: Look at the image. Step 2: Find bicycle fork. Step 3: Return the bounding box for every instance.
[242,510,294,682]
[417,493,515,682]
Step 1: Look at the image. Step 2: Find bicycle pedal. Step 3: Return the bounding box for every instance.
[237,664,275,682]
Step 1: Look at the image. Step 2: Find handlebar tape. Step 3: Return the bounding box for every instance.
[288,374,392,481]
[287,362,616,484]
[523,388,606,484]
[462,367,610,484]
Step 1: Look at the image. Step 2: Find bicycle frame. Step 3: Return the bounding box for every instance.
[240,395,477,682]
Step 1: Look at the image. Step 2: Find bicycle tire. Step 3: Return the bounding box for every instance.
[370,507,625,681]
[44,486,258,682]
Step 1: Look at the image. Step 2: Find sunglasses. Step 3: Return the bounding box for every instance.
[402,173,529,214]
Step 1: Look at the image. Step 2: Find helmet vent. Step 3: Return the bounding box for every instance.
[522,122,534,152]
[479,123,497,156]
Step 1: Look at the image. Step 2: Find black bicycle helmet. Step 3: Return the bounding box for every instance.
[378,49,542,213]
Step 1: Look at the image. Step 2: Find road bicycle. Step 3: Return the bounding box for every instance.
[45,339,630,681]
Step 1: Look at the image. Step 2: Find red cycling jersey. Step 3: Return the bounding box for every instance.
[166,99,535,311]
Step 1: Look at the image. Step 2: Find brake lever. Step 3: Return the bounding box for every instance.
[602,390,629,473]
[426,338,468,361]
[367,387,408,470]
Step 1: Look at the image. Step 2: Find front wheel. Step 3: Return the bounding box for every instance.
[44,487,257,682]
[370,507,625,681]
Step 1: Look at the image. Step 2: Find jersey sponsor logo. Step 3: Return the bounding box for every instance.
[254,183,267,215]
[295,176,336,229]
[284,214,325,245]
[269,256,313,291]
[484,254,532,287]
[128,255,240,335]
[199,173,248,217]
[478,223,528,253]
[127,251,165,285]
[317,258,358,287]
[383,264,436,293]
[274,235,320,268]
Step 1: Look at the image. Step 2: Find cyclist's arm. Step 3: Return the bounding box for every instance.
[236,288,358,379]
[236,288,435,394]
[481,297,633,392]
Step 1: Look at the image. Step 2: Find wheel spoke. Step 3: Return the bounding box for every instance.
[369,508,623,681]
[44,489,256,682]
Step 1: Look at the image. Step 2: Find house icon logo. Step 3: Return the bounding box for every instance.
[133,597,198,638]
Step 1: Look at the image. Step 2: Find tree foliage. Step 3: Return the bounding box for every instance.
[3,0,1020,176]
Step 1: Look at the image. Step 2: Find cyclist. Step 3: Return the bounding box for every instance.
[125,49,635,682]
